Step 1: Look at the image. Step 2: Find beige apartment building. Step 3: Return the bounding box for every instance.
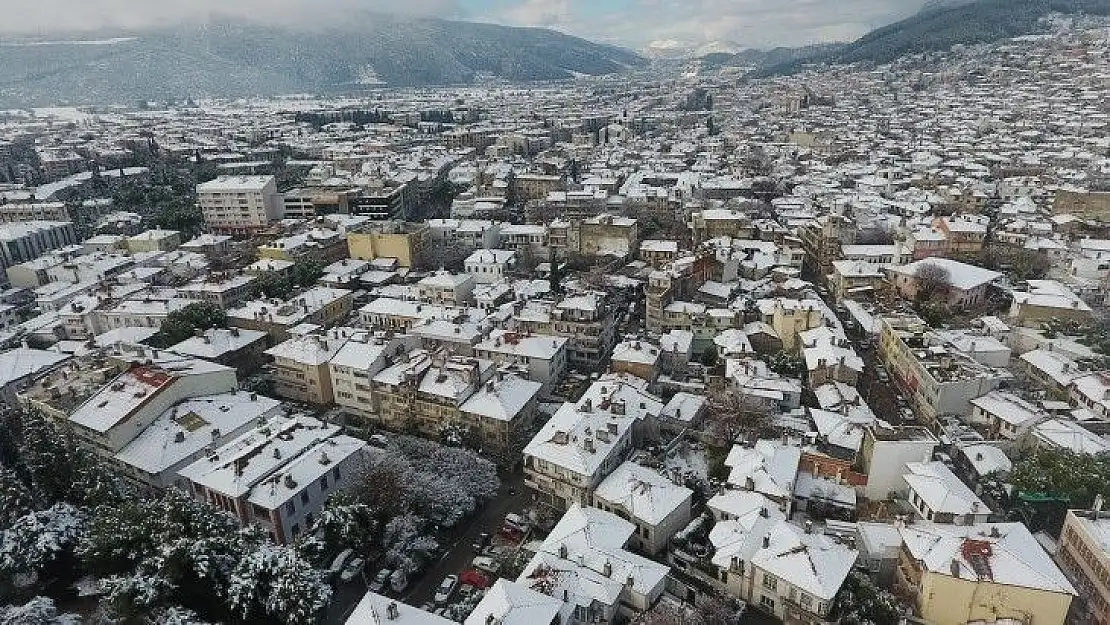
[347,221,428,268]
[1058,509,1110,625]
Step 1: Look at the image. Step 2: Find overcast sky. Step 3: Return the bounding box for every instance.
[0,0,930,50]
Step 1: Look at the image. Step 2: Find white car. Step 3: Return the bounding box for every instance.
[434,575,458,605]
[339,557,365,584]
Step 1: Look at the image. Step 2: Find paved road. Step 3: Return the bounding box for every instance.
[403,471,531,606]
[325,471,532,624]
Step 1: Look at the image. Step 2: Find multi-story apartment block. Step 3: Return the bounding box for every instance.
[347,221,428,268]
[473,329,568,395]
[196,175,282,234]
[178,415,367,544]
[178,274,258,310]
[895,522,1074,625]
[227,287,354,342]
[328,333,420,425]
[878,315,1007,424]
[1058,509,1110,625]
[266,329,358,405]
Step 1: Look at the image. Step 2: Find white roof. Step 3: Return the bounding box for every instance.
[889,257,1001,291]
[0,348,68,386]
[465,580,562,625]
[114,392,280,476]
[197,175,275,192]
[476,330,566,360]
[959,443,1013,477]
[69,360,232,433]
[900,522,1075,595]
[594,461,692,526]
[524,403,635,479]
[708,489,782,523]
[725,440,801,500]
[171,327,267,359]
[178,415,364,505]
[903,461,989,516]
[346,593,453,625]
[266,330,359,365]
[465,248,516,264]
[460,375,542,422]
[1032,419,1110,455]
[611,340,660,366]
[661,392,705,424]
[519,504,668,613]
[970,391,1045,427]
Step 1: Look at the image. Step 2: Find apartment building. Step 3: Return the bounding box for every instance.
[523,379,659,510]
[0,221,79,282]
[266,329,358,405]
[857,424,938,500]
[168,327,269,375]
[1058,509,1110,625]
[178,415,367,544]
[178,274,258,310]
[592,461,693,556]
[347,221,428,268]
[902,461,991,525]
[707,510,857,624]
[328,333,420,425]
[112,391,281,493]
[464,248,516,284]
[227,287,354,342]
[895,522,1074,625]
[551,292,618,371]
[196,175,282,234]
[519,504,668,624]
[417,271,475,306]
[473,329,568,395]
[66,359,238,457]
[126,229,181,253]
[878,315,1007,424]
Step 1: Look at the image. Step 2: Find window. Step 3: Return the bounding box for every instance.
[306,512,314,527]
[333,466,341,481]
[285,500,295,515]
[762,573,778,591]
[292,523,300,536]
[760,596,775,612]
[320,475,329,491]
[301,491,310,505]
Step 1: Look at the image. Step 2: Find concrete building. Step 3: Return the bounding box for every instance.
[178,415,367,544]
[887,258,1000,309]
[347,222,428,268]
[266,329,358,405]
[895,522,1074,625]
[1058,509,1110,625]
[196,175,282,234]
[592,461,692,556]
[126,229,181,253]
[473,329,568,395]
[857,424,938,500]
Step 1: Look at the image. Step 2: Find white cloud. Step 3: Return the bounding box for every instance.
[0,0,462,34]
[484,0,929,50]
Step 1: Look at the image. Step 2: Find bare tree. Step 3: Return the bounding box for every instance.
[914,263,951,302]
[705,386,777,445]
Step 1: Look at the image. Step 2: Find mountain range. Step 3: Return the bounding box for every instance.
[749,0,1110,76]
[0,14,645,107]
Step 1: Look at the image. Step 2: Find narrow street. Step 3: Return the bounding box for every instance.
[326,472,531,623]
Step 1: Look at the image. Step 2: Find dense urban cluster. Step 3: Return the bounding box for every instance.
[0,12,1108,625]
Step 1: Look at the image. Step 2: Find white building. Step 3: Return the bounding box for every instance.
[464,249,517,284]
[196,175,282,234]
[592,461,693,556]
[474,329,568,394]
[178,414,367,544]
[518,504,669,624]
[903,461,991,525]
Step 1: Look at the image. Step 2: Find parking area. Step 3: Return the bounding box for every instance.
[327,471,537,624]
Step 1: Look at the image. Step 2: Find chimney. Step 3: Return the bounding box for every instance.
[559,543,568,559]
[762,535,770,549]
[603,560,612,577]
[174,431,185,443]
[804,520,813,534]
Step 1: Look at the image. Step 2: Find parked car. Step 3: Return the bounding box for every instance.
[339,557,365,583]
[471,556,500,575]
[368,568,392,594]
[327,549,355,582]
[503,513,530,533]
[434,575,458,604]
